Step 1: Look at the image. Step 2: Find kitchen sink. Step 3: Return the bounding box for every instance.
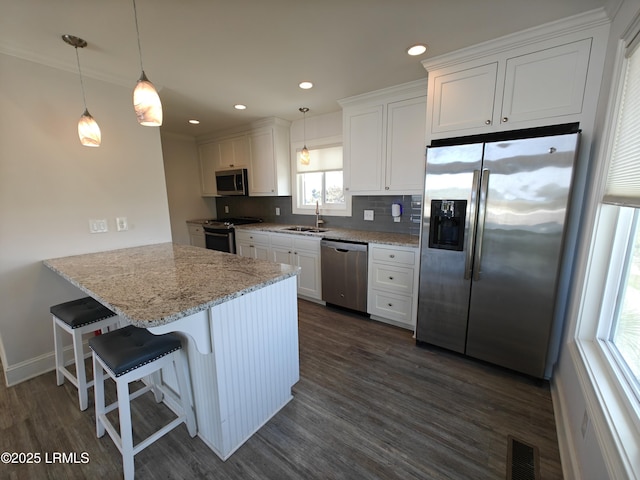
[283,226,328,233]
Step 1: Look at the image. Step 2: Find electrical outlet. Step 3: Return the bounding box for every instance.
[116,217,128,232]
[275,207,280,216]
[224,206,229,213]
[364,210,374,221]
[89,219,108,234]
[581,410,589,438]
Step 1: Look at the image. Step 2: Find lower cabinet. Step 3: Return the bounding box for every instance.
[367,243,419,330]
[237,230,322,300]
[187,223,206,248]
[235,230,270,260]
[270,233,322,300]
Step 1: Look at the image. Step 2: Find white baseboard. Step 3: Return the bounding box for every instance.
[551,375,580,480]
[4,351,56,387]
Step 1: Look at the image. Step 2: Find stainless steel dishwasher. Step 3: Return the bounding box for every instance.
[321,239,368,313]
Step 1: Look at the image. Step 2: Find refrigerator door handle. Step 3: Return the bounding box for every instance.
[464,169,481,280]
[473,169,490,281]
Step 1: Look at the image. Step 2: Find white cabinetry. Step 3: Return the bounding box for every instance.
[187,223,206,248]
[339,80,427,195]
[216,135,250,169]
[197,117,290,198]
[235,230,270,260]
[237,230,322,300]
[249,119,291,196]
[367,243,419,330]
[270,233,321,300]
[424,17,608,140]
[198,142,219,196]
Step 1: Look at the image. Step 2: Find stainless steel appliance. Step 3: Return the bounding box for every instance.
[321,240,368,313]
[416,131,580,378]
[203,217,262,253]
[215,168,248,196]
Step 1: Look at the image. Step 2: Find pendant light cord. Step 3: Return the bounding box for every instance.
[132,0,145,72]
[74,47,88,110]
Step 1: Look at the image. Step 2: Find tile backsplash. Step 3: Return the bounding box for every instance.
[216,195,423,236]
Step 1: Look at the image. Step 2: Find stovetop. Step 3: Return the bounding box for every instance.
[202,217,263,229]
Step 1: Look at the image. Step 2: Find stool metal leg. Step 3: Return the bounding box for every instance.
[93,353,106,439]
[116,379,135,480]
[53,318,65,386]
[72,329,90,411]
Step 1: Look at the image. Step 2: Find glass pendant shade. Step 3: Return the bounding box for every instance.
[133,71,162,126]
[78,109,101,147]
[300,146,311,165]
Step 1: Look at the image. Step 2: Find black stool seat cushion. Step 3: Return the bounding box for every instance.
[51,297,116,329]
[89,325,182,377]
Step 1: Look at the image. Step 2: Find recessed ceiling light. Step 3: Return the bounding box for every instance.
[407,44,428,56]
[188,119,200,125]
[299,81,313,90]
[234,104,247,110]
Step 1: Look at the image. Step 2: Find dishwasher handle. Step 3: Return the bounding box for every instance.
[320,239,367,252]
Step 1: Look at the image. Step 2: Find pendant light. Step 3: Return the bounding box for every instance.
[62,34,101,147]
[299,107,310,166]
[131,0,162,126]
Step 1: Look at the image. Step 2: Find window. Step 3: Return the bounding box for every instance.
[609,211,640,390]
[598,36,640,402]
[292,143,351,216]
[573,22,640,478]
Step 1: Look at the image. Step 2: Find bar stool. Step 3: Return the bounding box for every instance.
[89,325,196,480]
[51,296,121,411]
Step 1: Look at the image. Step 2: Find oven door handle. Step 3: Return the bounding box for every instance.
[204,231,229,238]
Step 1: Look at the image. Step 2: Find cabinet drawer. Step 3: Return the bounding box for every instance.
[369,290,412,324]
[187,224,204,235]
[270,233,294,248]
[236,230,269,245]
[293,236,320,252]
[370,263,414,294]
[370,245,416,266]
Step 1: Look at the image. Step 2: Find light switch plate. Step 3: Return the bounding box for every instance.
[364,210,374,221]
[116,217,128,231]
[89,219,108,233]
[275,207,280,216]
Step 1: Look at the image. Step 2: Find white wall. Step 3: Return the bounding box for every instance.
[552,0,640,478]
[161,132,217,245]
[0,53,172,385]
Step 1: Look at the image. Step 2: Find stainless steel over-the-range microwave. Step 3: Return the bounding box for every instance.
[215,168,248,196]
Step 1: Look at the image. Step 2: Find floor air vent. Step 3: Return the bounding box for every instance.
[506,435,540,480]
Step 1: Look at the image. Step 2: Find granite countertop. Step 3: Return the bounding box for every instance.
[44,243,299,328]
[235,223,420,248]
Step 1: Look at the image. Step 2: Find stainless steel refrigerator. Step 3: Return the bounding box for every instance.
[416,132,580,378]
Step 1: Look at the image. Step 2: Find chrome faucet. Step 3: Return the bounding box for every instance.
[315,201,324,229]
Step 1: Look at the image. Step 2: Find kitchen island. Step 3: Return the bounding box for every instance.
[44,242,300,460]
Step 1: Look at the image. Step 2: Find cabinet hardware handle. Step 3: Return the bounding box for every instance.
[345,187,350,191]
[389,254,395,258]
[385,186,389,190]
[549,147,556,154]
[485,119,491,125]
[230,164,234,167]
[388,303,393,307]
[389,276,394,280]
[502,117,508,123]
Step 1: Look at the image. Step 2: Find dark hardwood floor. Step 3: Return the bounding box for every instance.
[0,300,563,479]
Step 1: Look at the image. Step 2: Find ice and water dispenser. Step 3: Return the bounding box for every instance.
[428,200,467,251]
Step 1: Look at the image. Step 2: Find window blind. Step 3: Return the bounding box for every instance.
[604,43,640,207]
[296,145,342,173]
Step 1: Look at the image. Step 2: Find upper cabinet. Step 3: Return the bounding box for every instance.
[197,117,291,197]
[249,118,291,196]
[423,12,609,141]
[217,135,250,169]
[339,80,427,195]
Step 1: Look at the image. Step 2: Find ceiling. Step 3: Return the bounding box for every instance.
[0,0,609,138]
